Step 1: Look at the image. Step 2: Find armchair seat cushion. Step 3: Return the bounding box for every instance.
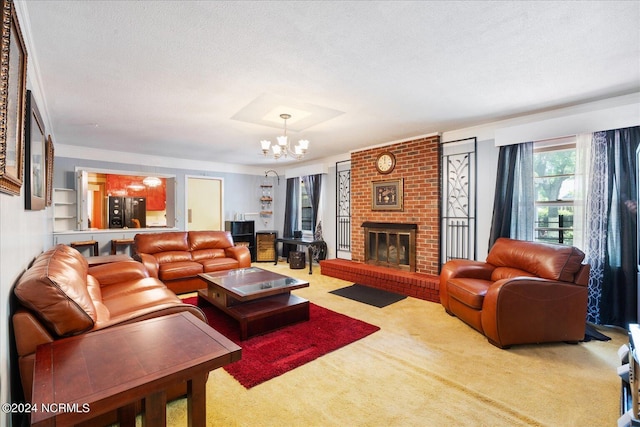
[447,278,491,310]
[158,261,203,281]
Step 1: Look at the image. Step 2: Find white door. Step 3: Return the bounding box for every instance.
[186,176,223,231]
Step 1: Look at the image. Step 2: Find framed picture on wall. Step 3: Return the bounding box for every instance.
[45,135,54,206]
[24,91,46,210]
[0,0,28,195]
[371,178,403,211]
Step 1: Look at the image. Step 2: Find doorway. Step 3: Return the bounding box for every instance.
[186,176,223,231]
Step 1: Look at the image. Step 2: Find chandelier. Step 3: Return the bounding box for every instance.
[260,113,310,160]
[143,176,162,187]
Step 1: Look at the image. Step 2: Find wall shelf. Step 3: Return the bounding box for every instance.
[53,188,78,232]
[225,220,255,262]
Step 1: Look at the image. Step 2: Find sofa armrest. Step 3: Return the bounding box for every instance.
[12,309,56,404]
[481,277,588,348]
[225,245,251,267]
[440,260,494,310]
[13,309,55,357]
[133,253,160,278]
[89,261,150,286]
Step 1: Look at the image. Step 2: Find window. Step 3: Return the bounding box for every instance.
[77,168,176,230]
[533,140,576,245]
[300,180,313,233]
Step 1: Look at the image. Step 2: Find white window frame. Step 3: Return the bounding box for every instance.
[533,138,576,245]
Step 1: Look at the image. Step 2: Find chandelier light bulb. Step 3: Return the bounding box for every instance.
[277,135,288,146]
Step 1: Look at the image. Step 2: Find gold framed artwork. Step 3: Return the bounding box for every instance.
[45,135,54,206]
[371,178,403,211]
[25,91,46,210]
[0,0,27,196]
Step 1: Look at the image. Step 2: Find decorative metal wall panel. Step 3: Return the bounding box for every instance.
[336,161,351,255]
[441,138,477,264]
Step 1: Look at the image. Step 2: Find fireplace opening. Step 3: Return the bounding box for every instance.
[362,222,417,272]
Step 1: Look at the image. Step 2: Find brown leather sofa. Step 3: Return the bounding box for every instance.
[134,230,251,294]
[439,237,590,348]
[12,244,207,409]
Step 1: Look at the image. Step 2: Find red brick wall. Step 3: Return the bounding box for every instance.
[351,135,441,275]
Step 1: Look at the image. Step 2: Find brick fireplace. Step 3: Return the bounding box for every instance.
[351,135,440,275]
[321,134,441,302]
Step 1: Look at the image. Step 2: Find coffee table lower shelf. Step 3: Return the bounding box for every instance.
[197,290,309,340]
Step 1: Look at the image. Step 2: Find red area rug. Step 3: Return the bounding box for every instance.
[182,297,380,388]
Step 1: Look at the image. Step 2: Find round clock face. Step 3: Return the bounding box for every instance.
[376,152,395,174]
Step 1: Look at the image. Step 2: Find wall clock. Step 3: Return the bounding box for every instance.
[375,151,396,174]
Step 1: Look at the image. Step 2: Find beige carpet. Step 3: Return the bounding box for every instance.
[165,262,626,426]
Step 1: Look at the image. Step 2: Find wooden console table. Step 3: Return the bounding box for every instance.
[31,312,241,427]
[274,237,324,274]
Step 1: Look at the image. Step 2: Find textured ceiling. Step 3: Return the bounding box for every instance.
[17,1,640,167]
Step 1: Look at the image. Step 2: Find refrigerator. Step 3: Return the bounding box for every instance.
[108,196,147,228]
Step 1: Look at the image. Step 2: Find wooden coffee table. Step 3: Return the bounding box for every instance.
[31,312,241,427]
[198,267,310,340]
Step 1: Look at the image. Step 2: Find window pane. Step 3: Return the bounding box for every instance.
[300,181,313,231]
[533,149,575,176]
[533,148,575,202]
[534,176,574,201]
[534,205,574,245]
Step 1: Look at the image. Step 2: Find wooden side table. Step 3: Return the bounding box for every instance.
[274,237,324,274]
[31,312,241,427]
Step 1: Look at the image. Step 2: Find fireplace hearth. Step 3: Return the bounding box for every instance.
[362,222,417,272]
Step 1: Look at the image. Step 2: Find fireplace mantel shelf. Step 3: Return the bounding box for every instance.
[361,222,418,230]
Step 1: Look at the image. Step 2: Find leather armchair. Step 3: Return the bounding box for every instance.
[440,238,590,348]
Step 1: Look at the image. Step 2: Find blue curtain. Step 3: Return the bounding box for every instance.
[592,126,639,326]
[488,142,534,249]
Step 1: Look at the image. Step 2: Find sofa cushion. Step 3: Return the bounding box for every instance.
[192,248,226,261]
[200,257,240,272]
[100,277,185,318]
[486,238,585,282]
[14,245,97,337]
[135,232,189,254]
[447,278,492,310]
[491,267,536,281]
[188,230,234,251]
[159,261,203,281]
[153,250,193,264]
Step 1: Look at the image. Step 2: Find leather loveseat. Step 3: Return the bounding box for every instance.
[134,230,251,294]
[439,237,590,348]
[12,244,207,408]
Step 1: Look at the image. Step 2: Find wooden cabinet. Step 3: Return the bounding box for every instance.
[256,231,277,262]
[225,220,255,262]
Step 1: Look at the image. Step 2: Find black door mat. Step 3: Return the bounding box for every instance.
[330,284,407,308]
